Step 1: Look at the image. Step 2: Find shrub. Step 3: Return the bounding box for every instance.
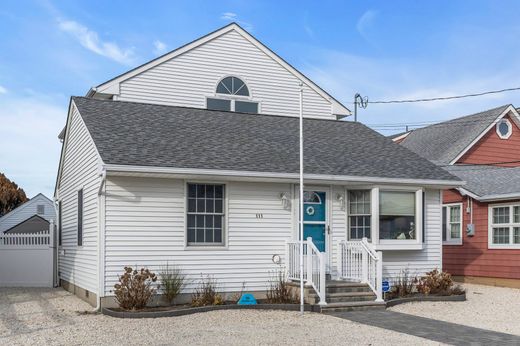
[266,270,299,304]
[191,275,224,307]
[386,268,415,300]
[415,269,464,295]
[229,281,247,304]
[113,266,158,310]
[160,263,187,305]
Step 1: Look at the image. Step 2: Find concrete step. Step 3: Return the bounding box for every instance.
[326,292,376,303]
[326,281,372,294]
[320,300,386,313]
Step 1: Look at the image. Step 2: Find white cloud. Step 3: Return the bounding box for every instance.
[57,19,135,65]
[220,12,253,31]
[356,10,377,40]
[153,40,167,55]
[0,93,65,198]
[0,85,7,94]
[221,12,237,21]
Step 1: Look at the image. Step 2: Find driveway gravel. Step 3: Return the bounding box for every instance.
[389,283,520,336]
[0,288,438,346]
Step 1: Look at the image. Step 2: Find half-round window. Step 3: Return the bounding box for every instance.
[216,76,249,97]
[496,119,512,139]
[303,191,322,204]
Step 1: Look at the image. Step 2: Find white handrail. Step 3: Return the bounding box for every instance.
[340,238,383,302]
[286,238,326,305]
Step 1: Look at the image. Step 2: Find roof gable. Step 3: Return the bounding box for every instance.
[91,23,350,117]
[0,194,54,232]
[72,97,460,183]
[400,105,515,165]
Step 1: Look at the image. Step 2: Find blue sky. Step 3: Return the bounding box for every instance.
[2,0,520,198]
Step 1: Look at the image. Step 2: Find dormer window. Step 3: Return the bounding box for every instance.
[496,119,512,139]
[207,76,258,114]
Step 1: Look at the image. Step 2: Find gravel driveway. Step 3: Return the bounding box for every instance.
[0,288,437,346]
[389,283,520,336]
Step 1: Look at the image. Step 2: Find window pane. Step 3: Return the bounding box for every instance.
[217,77,233,94]
[197,199,205,213]
[187,215,196,228]
[235,101,258,113]
[379,216,416,240]
[450,224,461,239]
[207,98,231,111]
[215,185,223,198]
[349,216,370,239]
[206,199,214,213]
[348,190,370,215]
[493,227,510,244]
[205,229,214,243]
[188,184,197,198]
[450,206,460,222]
[196,229,205,243]
[215,199,223,213]
[187,229,196,243]
[188,198,196,212]
[214,215,222,228]
[514,227,520,244]
[493,207,510,224]
[214,228,222,243]
[380,191,415,216]
[514,207,520,223]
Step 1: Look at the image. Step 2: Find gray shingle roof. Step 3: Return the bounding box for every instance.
[444,165,520,199]
[72,97,460,182]
[400,105,511,165]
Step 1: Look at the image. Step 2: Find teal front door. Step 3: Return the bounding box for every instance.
[302,191,327,252]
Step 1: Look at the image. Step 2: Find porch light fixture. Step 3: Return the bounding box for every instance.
[279,192,291,210]
[336,193,345,211]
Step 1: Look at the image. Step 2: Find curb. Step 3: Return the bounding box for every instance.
[385,292,466,308]
[102,304,320,318]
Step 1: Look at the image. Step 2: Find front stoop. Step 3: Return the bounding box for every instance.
[290,280,386,312]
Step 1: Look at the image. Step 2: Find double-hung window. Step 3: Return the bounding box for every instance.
[489,204,520,249]
[348,190,371,240]
[187,183,225,246]
[443,204,463,245]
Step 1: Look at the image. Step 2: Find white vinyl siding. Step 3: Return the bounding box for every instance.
[118,30,334,119]
[379,189,443,283]
[0,194,55,233]
[57,104,101,294]
[103,177,293,295]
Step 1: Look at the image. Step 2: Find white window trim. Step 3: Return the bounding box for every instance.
[184,181,229,250]
[443,203,463,245]
[488,203,520,249]
[346,186,424,250]
[496,118,513,139]
[346,189,372,241]
[206,96,261,113]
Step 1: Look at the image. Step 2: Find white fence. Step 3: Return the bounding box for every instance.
[0,225,56,287]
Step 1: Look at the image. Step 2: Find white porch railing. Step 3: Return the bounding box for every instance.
[286,237,326,305]
[340,238,383,302]
[0,230,51,246]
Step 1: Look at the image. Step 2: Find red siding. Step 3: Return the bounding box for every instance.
[443,189,520,279]
[458,114,520,166]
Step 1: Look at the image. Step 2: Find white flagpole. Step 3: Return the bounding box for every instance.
[299,83,304,315]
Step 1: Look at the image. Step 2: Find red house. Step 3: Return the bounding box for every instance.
[395,104,520,287]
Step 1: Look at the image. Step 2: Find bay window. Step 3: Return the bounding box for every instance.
[489,204,520,249]
[442,203,462,245]
[347,187,423,249]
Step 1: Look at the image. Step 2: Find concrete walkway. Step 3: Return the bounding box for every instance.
[328,310,520,345]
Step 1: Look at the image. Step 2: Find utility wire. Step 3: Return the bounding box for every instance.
[367,87,520,104]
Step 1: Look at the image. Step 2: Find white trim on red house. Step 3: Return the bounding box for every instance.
[488,202,520,249]
[90,23,351,118]
[449,105,520,165]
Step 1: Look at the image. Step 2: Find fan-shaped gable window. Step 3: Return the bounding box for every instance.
[216,76,249,96]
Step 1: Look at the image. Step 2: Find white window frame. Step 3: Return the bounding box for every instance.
[345,186,423,250]
[488,203,520,249]
[184,181,228,249]
[206,75,261,113]
[496,118,513,139]
[347,189,372,241]
[443,203,463,245]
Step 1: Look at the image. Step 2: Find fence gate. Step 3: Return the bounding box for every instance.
[0,222,56,287]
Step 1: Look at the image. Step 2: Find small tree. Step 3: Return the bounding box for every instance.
[160,262,187,305]
[113,266,158,310]
[0,173,28,216]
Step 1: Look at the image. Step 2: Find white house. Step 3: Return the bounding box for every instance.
[0,193,55,234]
[55,23,462,309]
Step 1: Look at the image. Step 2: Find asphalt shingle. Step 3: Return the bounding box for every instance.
[72,97,460,182]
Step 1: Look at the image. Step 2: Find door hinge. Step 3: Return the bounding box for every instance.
[327,225,331,234]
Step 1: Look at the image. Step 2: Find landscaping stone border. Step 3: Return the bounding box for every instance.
[385,292,466,308]
[102,304,320,318]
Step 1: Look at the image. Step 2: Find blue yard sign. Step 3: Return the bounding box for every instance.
[238,293,257,305]
[382,280,390,293]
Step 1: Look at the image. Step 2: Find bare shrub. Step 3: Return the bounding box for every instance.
[160,263,187,305]
[191,275,224,307]
[228,281,247,304]
[266,270,299,304]
[113,266,158,310]
[386,268,415,300]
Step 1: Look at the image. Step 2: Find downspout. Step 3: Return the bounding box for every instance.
[52,197,59,288]
[95,166,107,311]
